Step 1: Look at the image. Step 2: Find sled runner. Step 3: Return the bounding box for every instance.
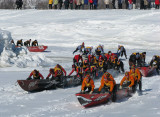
[27,45,48,52]
[138,66,156,77]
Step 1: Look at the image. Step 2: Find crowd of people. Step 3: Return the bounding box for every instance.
[14,0,160,10]
[48,0,160,10]
[27,42,160,102]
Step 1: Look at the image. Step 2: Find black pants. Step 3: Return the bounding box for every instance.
[83,87,91,92]
[49,4,52,9]
[103,85,117,102]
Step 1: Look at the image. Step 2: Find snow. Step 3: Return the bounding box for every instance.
[0,9,160,117]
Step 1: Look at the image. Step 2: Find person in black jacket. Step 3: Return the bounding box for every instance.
[15,0,23,9]
[58,0,63,9]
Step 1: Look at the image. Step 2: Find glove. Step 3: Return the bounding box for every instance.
[109,91,112,94]
[26,77,31,80]
[119,85,122,89]
[46,77,49,80]
[81,90,84,94]
[128,86,131,90]
[89,91,93,94]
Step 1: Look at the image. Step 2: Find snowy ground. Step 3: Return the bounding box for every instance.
[0,9,160,117]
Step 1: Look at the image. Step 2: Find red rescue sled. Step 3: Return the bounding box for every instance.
[75,88,131,108]
[138,66,156,77]
[27,46,48,52]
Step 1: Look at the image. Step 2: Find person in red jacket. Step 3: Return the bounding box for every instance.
[89,0,93,9]
[68,64,83,81]
[27,69,44,80]
[155,0,160,9]
[73,54,83,66]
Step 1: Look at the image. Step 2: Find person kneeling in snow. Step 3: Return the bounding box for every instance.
[119,72,135,92]
[32,40,38,46]
[98,72,117,102]
[46,64,66,83]
[81,74,95,94]
[27,69,44,80]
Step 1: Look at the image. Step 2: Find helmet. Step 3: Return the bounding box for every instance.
[125,72,129,76]
[131,65,135,69]
[72,64,75,68]
[142,52,146,55]
[105,72,110,78]
[50,68,54,73]
[56,64,61,68]
[108,51,111,54]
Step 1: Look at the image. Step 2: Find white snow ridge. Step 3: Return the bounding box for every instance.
[0,29,51,68]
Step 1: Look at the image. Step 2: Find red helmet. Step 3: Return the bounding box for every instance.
[104,72,110,78]
[50,69,54,73]
[72,64,75,68]
[125,72,129,76]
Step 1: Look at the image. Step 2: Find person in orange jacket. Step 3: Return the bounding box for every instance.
[46,64,66,82]
[81,74,95,94]
[98,72,117,102]
[27,69,44,80]
[119,72,135,92]
[129,65,142,91]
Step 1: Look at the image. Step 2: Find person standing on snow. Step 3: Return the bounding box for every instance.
[15,0,23,9]
[155,0,160,9]
[73,42,85,54]
[58,0,63,9]
[104,0,110,9]
[81,74,95,94]
[98,72,117,102]
[54,0,59,9]
[49,0,53,9]
[27,69,44,80]
[89,0,94,9]
[117,45,127,59]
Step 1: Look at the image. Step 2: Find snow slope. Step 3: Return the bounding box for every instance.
[0,9,160,117]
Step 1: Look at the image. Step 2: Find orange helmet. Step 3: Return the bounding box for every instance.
[104,72,110,78]
[131,65,135,69]
[125,72,129,76]
[50,68,54,73]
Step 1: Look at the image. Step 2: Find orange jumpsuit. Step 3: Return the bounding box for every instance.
[98,73,116,92]
[120,75,135,87]
[81,77,95,91]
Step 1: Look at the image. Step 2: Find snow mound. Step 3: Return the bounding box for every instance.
[0,29,52,68]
